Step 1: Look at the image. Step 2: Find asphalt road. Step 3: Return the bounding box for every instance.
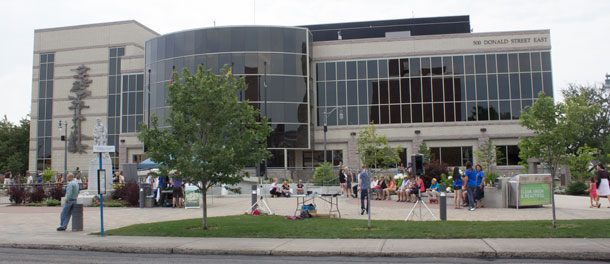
[0,248,606,264]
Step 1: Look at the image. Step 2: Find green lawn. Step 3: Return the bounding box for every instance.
[102,215,610,239]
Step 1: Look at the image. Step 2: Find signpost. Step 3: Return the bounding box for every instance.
[93,145,114,237]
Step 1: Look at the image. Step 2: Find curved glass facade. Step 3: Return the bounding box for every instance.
[146,26,312,149]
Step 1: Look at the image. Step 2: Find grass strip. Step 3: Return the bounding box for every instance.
[103,215,610,239]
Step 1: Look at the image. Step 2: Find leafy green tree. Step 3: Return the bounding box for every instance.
[417,142,432,163]
[139,65,272,230]
[518,92,568,228]
[357,124,402,169]
[0,116,30,175]
[561,84,607,155]
[519,93,567,180]
[566,145,597,182]
[474,139,496,173]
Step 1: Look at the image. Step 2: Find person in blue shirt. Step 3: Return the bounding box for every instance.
[475,164,485,208]
[463,161,477,211]
[452,167,463,209]
[57,173,79,231]
[358,166,370,215]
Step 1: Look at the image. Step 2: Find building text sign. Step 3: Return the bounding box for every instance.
[472,36,548,46]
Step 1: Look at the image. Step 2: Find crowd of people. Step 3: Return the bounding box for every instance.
[336,161,489,213]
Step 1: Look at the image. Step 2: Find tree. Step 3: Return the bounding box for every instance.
[0,116,30,175]
[561,84,607,155]
[518,92,568,228]
[357,124,402,169]
[566,145,597,182]
[139,65,272,230]
[417,142,432,163]
[474,139,496,173]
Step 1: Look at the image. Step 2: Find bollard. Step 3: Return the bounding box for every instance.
[251,185,257,208]
[439,192,447,221]
[72,203,83,231]
[139,186,145,208]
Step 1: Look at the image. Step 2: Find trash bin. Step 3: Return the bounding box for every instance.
[72,204,83,231]
[139,183,151,208]
[508,174,552,209]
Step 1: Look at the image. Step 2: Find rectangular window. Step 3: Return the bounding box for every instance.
[37,52,55,169]
[496,145,521,165]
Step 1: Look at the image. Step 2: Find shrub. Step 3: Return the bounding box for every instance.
[8,184,26,204]
[47,183,65,201]
[42,168,55,183]
[27,185,47,203]
[45,199,61,206]
[121,181,140,206]
[485,172,500,186]
[566,181,587,196]
[313,162,335,186]
[112,184,125,200]
[422,160,449,188]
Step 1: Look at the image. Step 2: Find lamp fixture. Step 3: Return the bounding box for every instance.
[480,128,487,132]
[414,130,421,134]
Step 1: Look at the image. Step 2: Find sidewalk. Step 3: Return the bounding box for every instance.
[1,233,608,261]
[1,194,609,260]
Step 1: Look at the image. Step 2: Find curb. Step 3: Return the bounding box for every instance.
[2,242,610,261]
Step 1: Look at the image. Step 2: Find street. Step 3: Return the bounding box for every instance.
[0,248,605,264]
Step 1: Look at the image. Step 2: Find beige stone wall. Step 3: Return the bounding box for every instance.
[29,21,158,174]
[313,30,551,61]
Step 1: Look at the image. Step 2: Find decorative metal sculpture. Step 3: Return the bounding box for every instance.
[68,65,92,153]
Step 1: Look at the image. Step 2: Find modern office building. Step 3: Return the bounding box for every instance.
[29,16,552,178]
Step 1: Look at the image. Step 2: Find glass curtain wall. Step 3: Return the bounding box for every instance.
[36,53,55,170]
[316,51,552,126]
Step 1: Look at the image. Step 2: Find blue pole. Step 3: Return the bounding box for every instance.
[99,152,104,237]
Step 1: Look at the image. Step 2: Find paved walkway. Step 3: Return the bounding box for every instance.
[0,194,609,260]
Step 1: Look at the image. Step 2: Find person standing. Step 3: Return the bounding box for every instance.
[358,166,370,215]
[452,167,463,209]
[596,164,610,207]
[475,164,485,208]
[4,169,12,186]
[171,173,184,208]
[350,168,358,198]
[338,167,347,196]
[464,162,477,211]
[344,167,354,198]
[57,173,79,231]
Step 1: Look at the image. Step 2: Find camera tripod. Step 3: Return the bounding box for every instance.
[405,191,437,221]
[245,182,274,215]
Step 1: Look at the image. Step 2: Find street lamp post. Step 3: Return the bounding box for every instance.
[58,120,68,177]
[603,73,610,89]
[322,107,344,163]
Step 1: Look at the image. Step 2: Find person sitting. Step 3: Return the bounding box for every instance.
[374,176,385,200]
[407,175,417,202]
[397,176,410,202]
[269,178,281,197]
[370,176,378,199]
[296,179,305,195]
[427,178,440,204]
[382,177,396,200]
[281,180,291,197]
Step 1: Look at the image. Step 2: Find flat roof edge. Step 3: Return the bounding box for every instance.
[35,20,159,36]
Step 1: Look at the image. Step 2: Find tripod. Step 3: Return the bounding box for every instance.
[245,179,274,215]
[405,191,437,221]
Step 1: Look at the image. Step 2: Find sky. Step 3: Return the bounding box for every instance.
[0,0,608,123]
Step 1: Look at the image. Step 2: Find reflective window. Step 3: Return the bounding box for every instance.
[496,54,508,73]
[37,53,55,169]
[475,55,486,74]
[519,53,531,72]
[509,53,519,73]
